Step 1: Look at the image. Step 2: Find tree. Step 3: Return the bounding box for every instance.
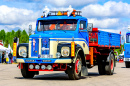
[20,30,29,43]
[15,29,21,40]
[4,32,11,48]
[0,29,6,43]
[0,29,29,48]
[10,30,15,49]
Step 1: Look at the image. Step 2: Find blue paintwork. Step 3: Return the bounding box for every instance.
[124,32,130,61]
[124,43,130,59]
[17,58,71,64]
[98,31,121,47]
[126,32,130,35]
[29,15,90,58]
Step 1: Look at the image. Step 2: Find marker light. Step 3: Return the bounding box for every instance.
[41,15,43,18]
[57,11,62,15]
[71,42,75,57]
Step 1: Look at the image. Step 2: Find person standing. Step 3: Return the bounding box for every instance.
[2,52,6,63]
[6,52,9,64]
[8,52,12,64]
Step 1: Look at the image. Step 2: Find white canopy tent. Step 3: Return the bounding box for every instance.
[0,45,12,63]
[8,44,13,53]
[0,45,10,52]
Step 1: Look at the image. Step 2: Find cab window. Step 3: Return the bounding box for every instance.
[79,21,86,30]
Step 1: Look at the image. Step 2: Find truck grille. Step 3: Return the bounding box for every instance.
[31,39,39,57]
[42,38,50,54]
[31,38,50,57]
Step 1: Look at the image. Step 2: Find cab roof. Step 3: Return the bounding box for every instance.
[37,16,87,21]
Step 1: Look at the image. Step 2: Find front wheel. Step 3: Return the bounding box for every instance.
[21,63,35,78]
[68,55,82,80]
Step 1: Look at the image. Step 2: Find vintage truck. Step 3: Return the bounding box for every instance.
[16,6,121,80]
[124,32,130,68]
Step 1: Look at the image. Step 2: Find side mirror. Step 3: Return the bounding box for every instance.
[87,23,93,32]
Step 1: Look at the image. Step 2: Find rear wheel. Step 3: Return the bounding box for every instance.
[125,62,130,68]
[68,55,82,80]
[98,56,106,75]
[105,53,115,75]
[21,63,35,78]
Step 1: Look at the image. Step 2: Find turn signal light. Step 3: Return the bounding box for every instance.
[71,42,75,57]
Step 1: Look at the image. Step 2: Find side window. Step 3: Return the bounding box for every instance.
[79,21,86,30]
[37,22,43,31]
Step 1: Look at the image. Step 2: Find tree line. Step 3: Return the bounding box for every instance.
[0,29,29,49]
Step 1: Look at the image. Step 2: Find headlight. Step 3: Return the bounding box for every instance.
[19,47,27,58]
[61,47,70,57]
[20,49,27,57]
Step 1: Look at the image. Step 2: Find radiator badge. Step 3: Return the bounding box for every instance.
[41,47,49,51]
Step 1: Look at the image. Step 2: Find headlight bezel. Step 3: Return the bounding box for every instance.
[61,47,70,57]
[19,46,27,58]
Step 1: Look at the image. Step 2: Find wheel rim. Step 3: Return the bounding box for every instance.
[111,59,114,70]
[75,59,81,74]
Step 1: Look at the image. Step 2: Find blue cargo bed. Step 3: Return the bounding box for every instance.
[98,30,121,47]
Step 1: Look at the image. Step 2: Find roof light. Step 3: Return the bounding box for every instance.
[57,11,62,15]
[67,5,73,17]
[43,6,50,17]
[41,15,43,18]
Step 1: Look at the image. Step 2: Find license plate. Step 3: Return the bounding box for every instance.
[40,55,53,58]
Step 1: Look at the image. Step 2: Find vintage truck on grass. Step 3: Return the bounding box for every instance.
[17,6,121,80]
[124,32,130,68]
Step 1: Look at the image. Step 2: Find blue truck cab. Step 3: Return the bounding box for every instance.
[16,7,121,80]
[124,32,130,68]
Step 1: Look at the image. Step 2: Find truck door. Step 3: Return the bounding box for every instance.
[79,20,89,46]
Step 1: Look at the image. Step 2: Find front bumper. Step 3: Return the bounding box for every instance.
[124,58,130,62]
[17,58,72,64]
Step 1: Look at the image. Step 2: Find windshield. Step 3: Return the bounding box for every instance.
[126,34,130,43]
[37,20,77,31]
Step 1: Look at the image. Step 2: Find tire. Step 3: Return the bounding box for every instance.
[125,62,130,68]
[64,70,68,74]
[68,55,82,80]
[21,63,35,78]
[98,56,106,75]
[105,53,115,75]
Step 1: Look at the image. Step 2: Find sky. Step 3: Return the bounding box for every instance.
[0,0,130,43]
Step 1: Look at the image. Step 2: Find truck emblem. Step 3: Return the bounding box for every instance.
[41,47,49,51]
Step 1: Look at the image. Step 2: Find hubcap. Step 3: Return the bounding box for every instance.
[75,60,81,74]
